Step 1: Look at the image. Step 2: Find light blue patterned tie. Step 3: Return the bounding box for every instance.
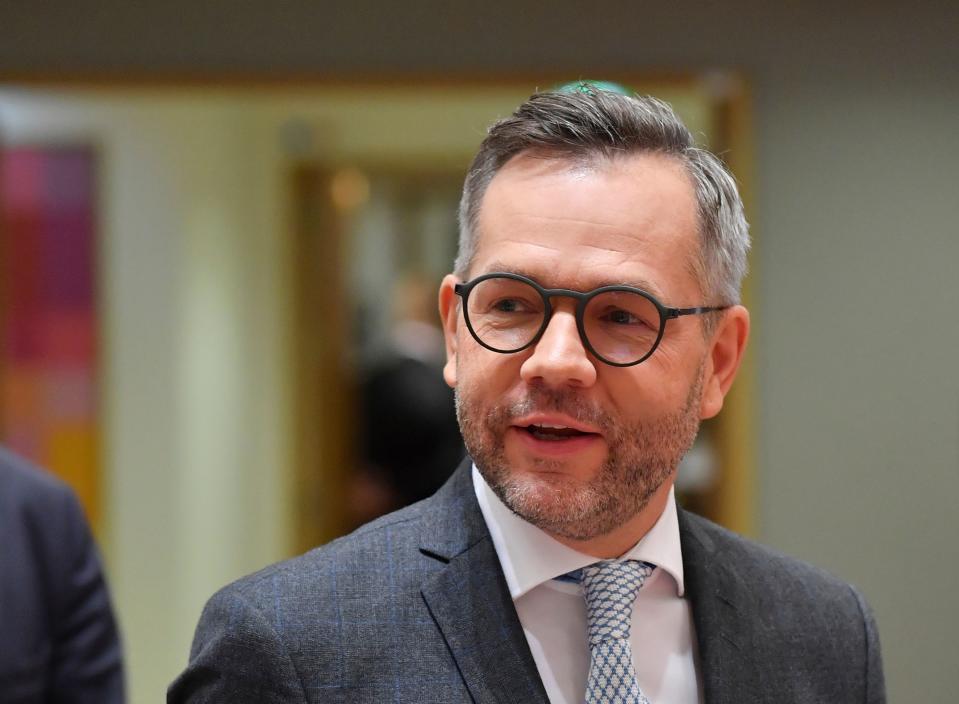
[581,560,655,704]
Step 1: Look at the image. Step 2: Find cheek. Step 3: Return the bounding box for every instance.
[603,364,688,418]
[457,343,522,395]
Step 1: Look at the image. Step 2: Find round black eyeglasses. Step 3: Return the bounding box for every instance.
[454,272,728,367]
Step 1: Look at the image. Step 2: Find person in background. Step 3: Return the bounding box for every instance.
[0,446,124,703]
[351,273,465,527]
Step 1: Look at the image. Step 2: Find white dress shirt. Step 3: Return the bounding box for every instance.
[472,465,703,704]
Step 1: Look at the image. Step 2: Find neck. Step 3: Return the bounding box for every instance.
[550,480,674,558]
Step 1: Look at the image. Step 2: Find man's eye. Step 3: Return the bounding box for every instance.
[492,298,526,313]
[604,309,643,325]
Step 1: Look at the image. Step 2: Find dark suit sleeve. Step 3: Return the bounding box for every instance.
[168,588,309,704]
[850,585,886,704]
[47,483,125,704]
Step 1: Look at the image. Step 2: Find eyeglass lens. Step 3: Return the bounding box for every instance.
[465,276,662,365]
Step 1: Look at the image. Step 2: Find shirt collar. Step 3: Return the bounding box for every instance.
[472,463,686,599]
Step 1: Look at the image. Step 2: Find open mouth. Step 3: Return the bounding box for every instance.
[522,424,598,441]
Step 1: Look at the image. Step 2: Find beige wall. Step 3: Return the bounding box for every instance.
[758,76,959,695]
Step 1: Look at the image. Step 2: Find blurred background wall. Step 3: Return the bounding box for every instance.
[1,2,956,702]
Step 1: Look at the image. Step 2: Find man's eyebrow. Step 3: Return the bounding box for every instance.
[476,261,666,300]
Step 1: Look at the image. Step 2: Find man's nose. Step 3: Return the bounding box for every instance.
[519,306,597,388]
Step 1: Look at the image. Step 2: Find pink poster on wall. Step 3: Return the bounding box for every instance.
[0,145,100,524]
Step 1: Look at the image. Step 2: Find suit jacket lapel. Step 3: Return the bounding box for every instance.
[418,466,759,704]
[419,461,549,704]
[679,508,760,704]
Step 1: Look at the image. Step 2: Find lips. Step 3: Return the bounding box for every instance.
[512,415,602,442]
[524,424,592,441]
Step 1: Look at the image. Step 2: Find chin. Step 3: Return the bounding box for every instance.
[485,465,638,542]
[508,452,602,481]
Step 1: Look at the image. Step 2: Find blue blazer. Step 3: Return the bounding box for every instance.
[0,448,124,703]
[170,458,885,703]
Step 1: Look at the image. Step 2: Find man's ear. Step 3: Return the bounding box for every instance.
[438,274,461,388]
[699,305,750,419]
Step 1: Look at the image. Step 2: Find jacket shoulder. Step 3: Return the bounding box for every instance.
[0,447,90,569]
[173,497,468,702]
[225,497,437,600]
[680,510,885,702]
[218,463,482,610]
[0,447,76,513]
[193,495,448,666]
[681,509,861,599]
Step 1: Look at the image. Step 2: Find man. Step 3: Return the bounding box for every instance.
[169,87,884,703]
[0,446,125,703]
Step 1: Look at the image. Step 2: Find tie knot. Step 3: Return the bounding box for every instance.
[581,560,654,645]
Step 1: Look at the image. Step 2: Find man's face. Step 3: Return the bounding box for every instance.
[440,151,724,544]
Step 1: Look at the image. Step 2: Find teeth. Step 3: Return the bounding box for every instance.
[536,423,570,430]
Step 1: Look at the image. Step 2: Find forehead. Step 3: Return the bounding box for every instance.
[473,151,701,297]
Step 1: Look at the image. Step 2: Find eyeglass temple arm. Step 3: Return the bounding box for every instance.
[666,305,729,319]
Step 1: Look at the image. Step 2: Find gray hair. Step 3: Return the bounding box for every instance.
[455,88,750,305]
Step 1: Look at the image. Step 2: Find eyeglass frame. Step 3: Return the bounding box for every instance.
[453,271,729,367]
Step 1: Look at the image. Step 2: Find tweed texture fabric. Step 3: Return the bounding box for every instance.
[169,458,886,703]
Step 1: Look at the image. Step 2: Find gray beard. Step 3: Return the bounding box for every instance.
[455,366,704,541]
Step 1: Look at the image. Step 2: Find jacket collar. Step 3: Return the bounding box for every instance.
[418,459,550,704]
[679,508,760,703]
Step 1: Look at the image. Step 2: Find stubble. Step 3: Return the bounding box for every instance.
[455,366,704,541]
